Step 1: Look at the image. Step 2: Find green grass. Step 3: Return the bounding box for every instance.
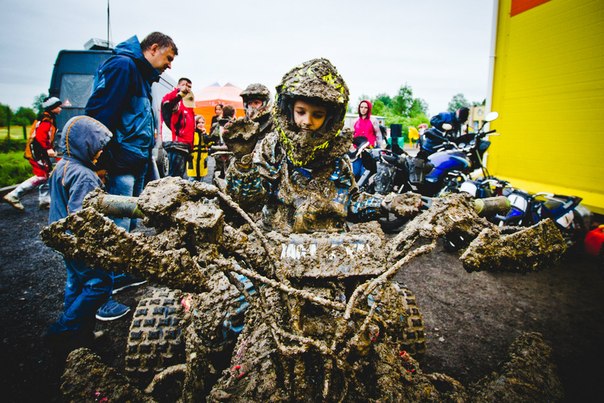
[0,126,29,141]
[0,137,31,187]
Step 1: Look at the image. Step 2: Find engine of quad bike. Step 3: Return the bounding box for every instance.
[266,222,425,356]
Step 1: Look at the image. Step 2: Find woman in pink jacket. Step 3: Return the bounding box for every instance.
[353,100,383,147]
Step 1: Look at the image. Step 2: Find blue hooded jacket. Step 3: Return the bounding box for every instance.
[49,116,113,224]
[85,36,160,174]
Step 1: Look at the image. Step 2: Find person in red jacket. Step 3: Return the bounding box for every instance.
[161,77,196,178]
[3,97,62,210]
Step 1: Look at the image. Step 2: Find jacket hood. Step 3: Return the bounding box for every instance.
[358,99,373,118]
[62,116,113,169]
[114,36,160,83]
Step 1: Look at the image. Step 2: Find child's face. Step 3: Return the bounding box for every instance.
[293,100,327,131]
[196,118,206,132]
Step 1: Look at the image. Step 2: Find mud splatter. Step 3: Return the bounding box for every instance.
[42,178,566,401]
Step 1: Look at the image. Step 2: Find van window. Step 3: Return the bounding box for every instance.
[60,74,94,108]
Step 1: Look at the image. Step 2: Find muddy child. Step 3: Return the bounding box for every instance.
[43,116,113,346]
[223,58,389,233]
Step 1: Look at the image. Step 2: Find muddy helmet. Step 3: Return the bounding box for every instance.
[274,58,350,167]
[240,83,272,122]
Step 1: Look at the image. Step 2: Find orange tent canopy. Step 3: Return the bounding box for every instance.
[194,83,245,131]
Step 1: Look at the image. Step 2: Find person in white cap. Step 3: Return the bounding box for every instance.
[3,96,62,210]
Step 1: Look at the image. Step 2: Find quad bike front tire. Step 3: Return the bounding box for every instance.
[398,285,426,357]
[125,287,185,386]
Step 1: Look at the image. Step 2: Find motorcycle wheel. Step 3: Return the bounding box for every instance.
[125,287,184,387]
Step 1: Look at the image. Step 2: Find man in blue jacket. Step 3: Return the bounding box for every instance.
[85,32,178,320]
[86,31,178,230]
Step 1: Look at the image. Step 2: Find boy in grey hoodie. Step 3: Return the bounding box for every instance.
[44,116,113,346]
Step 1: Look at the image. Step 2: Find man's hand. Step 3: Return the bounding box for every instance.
[47,148,57,158]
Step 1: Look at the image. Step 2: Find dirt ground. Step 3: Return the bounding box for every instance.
[1,191,603,402]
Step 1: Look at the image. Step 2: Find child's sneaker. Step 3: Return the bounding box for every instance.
[95,299,131,321]
[112,274,147,294]
[3,194,24,211]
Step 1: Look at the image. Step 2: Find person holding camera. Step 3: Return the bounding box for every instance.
[161,77,196,178]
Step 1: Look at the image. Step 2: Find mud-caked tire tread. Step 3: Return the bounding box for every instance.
[124,287,184,384]
[398,286,426,357]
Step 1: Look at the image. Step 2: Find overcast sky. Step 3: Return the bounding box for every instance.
[0,0,495,115]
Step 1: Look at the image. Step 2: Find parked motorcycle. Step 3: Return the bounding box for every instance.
[373,112,499,196]
[494,189,591,246]
[369,113,499,231]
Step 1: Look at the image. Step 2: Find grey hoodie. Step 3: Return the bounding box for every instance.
[49,116,112,224]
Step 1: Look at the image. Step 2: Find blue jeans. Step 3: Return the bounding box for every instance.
[105,168,147,231]
[48,258,112,335]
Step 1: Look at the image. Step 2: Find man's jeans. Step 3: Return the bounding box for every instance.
[105,169,146,231]
[103,167,148,293]
[48,258,112,335]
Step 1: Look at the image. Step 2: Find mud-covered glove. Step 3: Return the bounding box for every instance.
[222,117,261,169]
[380,192,423,218]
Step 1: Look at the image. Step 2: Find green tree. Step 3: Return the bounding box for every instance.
[391,85,414,117]
[371,99,386,116]
[1,104,13,140]
[33,93,47,115]
[13,107,37,139]
[447,93,470,112]
[409,98,428,117]
[0,103,9,126]
[374,93,393,108]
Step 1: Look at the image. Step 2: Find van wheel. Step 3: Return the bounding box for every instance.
[124,287,184,386]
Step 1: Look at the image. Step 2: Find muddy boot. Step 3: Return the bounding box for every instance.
[3,192,24,211]
[3,176,45,211]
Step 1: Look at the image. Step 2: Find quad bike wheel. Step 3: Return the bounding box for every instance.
[125,287,184,386]
[398,285,426,357]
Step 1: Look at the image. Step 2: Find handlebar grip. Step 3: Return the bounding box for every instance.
[474,196,511,217]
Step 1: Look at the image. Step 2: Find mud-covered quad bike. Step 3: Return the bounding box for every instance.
[42,177,568,402]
